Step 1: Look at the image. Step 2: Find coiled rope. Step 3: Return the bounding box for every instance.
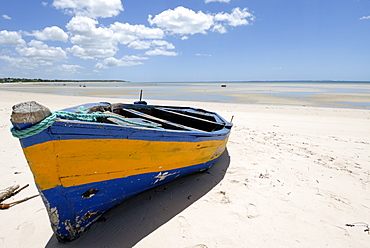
[11,110,162,139]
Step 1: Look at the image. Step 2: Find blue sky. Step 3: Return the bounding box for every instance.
[1,0,370,82]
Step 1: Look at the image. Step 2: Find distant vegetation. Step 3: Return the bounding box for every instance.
[1,78,127,83]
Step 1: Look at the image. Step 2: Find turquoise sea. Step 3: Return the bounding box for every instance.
[1,81,370,109]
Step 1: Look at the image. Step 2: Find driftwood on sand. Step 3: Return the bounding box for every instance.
[0,184,20,203]
[0,184,38,209]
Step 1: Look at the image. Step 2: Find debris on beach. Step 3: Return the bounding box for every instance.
[0,184,20,202]
[346,222,370,235]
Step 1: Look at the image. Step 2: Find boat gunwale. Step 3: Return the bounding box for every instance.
[61,102,232,130]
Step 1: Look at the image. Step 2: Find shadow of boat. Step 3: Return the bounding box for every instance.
[45,149,230,247]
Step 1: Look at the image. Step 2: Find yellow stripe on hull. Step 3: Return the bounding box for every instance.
[23,138,227,190]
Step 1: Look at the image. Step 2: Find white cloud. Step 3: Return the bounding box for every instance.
[145,48,178,56]
[0,55,35,69]
[127,40,152,50]
[128,40,175,50]
[214,8,254,26]
[65,16,167,60]
[151,40,175,49]
[122,55,148,60]
[67,45,116,59]
[2,14,11,20]
[16,40,67,64]
[66,16,118,59]
[66,16,100,35]
[212,23,227,33]
[110,22,164,43]
[0,40,67,68]
[29,26,68,42]
[195,53,211,57]
[95,56,146,69]
[55,64,84,73]
[52,0,123,18]
[0,30,26,46]
[148,6,214,35]
[42,2,48,7]
[360,16,370,20]
[205,0,230,3]
[148,6,254,37]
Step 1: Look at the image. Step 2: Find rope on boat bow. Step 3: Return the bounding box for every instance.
[11,110,163,139]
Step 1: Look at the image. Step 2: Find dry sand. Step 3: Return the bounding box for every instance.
[0,90,369,247]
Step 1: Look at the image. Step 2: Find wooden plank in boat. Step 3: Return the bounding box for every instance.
[120,108,204,132]
[154,108,224,131]
[103,111,161,128]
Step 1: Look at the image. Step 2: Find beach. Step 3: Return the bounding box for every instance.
[0,87,369,247]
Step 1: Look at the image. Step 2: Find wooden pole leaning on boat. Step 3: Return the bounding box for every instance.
[0,195,39,209]
[11,101,51,129]
[0,184,31,203]
[0,184,37,209]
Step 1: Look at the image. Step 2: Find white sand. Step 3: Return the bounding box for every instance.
[0,90,369,247]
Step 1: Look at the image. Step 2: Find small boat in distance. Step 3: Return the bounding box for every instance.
[10,100,232,242]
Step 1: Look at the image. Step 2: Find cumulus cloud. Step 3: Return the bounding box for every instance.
[148,6,254,37]
[0,55,35,69]
[145,48,178,56]
[95,56,147,69]
[0,30,26,46]
[66,16,116,59]
[195,53,211,57]
[128,40,175,50]
[52,0,123,18]
[28,26,68,42]
[148,7,214,35]
[0,40,67,68]
[65,16,166,60]
[2,14,11,20]
[67,45,116,59]
[122,55,148,60]
[127,40,151,50]
[360,16,370,20]
[17,40,67,63]
[214,7,254,26]
[55,64,84,73]
[110,22,164,43]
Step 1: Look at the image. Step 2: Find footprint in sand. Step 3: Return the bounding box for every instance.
[178,215,191,238]
[246,203,259,219]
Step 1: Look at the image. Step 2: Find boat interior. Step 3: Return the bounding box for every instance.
[85,103,229,132]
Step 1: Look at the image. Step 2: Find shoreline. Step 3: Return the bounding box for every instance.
[0,90,369,247]
[1,82,370,109]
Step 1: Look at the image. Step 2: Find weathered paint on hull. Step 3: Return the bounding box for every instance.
[17,119,230,241]
[40,158,218,241]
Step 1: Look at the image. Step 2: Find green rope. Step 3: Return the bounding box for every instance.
[11,110,162,139]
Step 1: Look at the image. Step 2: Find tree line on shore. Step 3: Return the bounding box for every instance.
[1,78,127,83]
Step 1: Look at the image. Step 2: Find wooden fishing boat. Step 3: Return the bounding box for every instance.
[10,101,232,242]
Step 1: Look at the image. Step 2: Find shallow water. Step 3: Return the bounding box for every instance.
[1,81,370,109]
